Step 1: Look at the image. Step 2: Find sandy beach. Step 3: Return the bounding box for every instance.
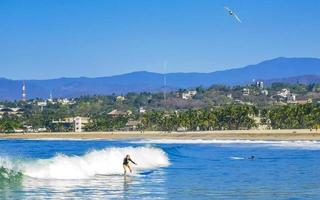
[1,129,320,140]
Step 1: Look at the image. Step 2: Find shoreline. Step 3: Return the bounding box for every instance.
[1,129,320,141]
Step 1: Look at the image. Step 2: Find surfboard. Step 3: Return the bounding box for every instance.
[96,170,155,177]
[96,174,124,177]
[139,170,154,175]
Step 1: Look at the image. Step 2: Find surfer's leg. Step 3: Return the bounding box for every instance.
[123,165,127,175]
[127,164,132,173]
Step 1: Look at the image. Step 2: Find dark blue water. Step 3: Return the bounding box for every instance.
[1,139,320,199]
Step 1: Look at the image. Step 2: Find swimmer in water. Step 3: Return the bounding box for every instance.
[248,156,255,160]
[123,155,137,175]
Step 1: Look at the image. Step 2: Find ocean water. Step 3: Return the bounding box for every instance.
[1,139,320,199]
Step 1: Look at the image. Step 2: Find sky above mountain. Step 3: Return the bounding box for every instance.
[0,0,319,79]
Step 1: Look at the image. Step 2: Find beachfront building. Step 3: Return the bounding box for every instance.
[52,116,90,132]
[51,118,74,131]
[125,120,142,131]
[37,127,47,132]
[250,115,270,130]
[74,116,90,132]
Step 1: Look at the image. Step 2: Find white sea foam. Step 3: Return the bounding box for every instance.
[131,139,320,150]
[230,156,245,160]
[0,146,170,180]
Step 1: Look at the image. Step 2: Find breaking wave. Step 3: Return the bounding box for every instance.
[0,147,169,180]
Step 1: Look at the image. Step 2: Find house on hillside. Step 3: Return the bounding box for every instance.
[57,98,76,105]
[288,98,312,105]
[107,109,132,117]
[277,88,297,103]
[139,107,146,114]
[261,90,269,96]
[116,96,125,102]
[256,81,264,89]
[277,88,290,98]
[0,107,24,117]
[242,88,250,96]
[37,101,47,107]
[182,90,197,100]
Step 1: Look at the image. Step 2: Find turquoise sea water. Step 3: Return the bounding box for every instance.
[1,139,320,199]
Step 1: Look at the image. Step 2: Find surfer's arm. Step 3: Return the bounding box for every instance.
[129,159,137,165]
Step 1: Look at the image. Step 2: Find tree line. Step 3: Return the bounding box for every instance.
[1,103,320,133]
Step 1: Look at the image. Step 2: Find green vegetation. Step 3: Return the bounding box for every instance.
[1,83,320,132]
[0,114,20,133]
[140,105,257,131]
[265,104,320,129]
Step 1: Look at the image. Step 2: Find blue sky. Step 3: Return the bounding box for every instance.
[0,0,319,79]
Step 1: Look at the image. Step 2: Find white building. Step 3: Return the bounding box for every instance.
[52,116,89,132]
[37,127,47,132]
[256,81,264,89]
[58,98,76,105]
[287,94,297,102]
[243,88,250,96]
[139,107,146,114]
[116,96,125,102]
[37,101,47,107]
[182,90,197,100]
[48,92,54,103]
[277,88,290,98]
[261,90,269,96]
[74,116,90,132]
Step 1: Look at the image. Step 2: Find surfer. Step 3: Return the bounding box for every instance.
[123,155,137,175]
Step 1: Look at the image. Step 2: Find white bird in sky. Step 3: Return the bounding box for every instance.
[224,6,242,23]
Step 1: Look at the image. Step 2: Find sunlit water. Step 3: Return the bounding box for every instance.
[1,139,320,199]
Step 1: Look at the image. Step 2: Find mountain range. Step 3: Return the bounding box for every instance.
[1,57,320,100]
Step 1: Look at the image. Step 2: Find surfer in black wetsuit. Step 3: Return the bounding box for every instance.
[123,155,137,175]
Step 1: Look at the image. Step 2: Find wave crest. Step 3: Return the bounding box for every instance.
[0,146,170,180]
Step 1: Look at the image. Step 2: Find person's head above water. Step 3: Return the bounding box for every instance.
[249,156,255,160]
